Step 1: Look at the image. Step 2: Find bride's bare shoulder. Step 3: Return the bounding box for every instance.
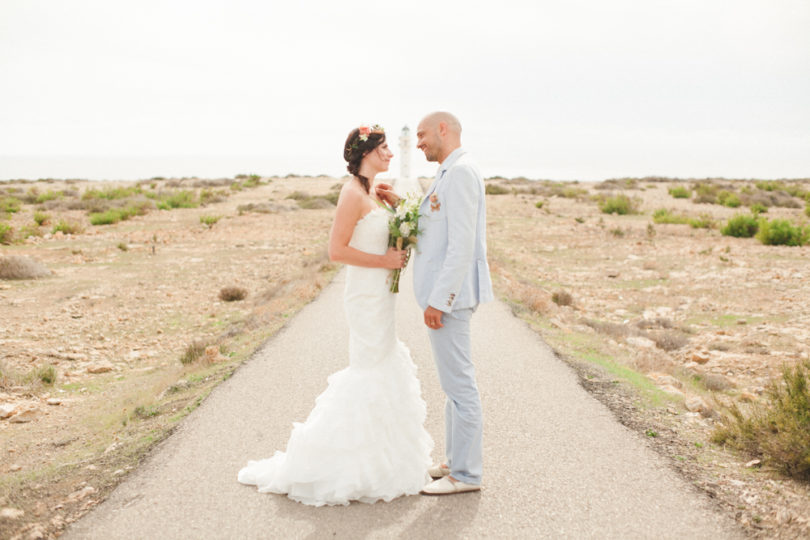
[337,180,363,204]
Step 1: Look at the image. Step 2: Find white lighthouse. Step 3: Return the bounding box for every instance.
[394,125,422,197]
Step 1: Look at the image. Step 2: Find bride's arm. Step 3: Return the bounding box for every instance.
[328,187,405,269]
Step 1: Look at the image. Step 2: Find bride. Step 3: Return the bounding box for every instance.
[237,125,434,506]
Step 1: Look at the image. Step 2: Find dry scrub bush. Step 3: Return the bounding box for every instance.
[551,290,573,306]
[285,191,310,200]
[192,178,236,188]
[237,202,290,215]
[595,178,639,190]
[0,255,51,280]
[200,188,229,205]
[219,286,248,302]
[635,317,673,330]
[485,184,510,195]
[712,360,810,480]
[505,282,550,314]
[648,330,690,351]
[298,197,335,210]
[702,373,735,391]
[52,219,84,235]
[584,319,638,339]
[180,340,208,365]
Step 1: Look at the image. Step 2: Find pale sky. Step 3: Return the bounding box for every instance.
[1,0,808,181]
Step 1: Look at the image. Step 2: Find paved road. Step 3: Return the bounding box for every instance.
[65,269,741,539]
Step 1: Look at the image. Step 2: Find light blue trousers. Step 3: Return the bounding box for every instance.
[428,307,483,485]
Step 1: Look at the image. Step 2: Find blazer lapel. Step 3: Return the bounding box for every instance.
[422,169,446,205]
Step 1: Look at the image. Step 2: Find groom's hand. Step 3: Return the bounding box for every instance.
[374,183,400,207]
[424,306,444,329]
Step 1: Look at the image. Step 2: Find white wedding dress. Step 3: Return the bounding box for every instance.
[237,207,433,506]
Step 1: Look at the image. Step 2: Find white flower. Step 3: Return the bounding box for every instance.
[399,222,411,236]
[396,204,408,219]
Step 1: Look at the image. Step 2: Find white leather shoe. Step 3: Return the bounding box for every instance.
[428,463,450,479]
[420,476,481,496]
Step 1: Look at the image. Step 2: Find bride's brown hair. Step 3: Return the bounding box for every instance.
[343,127,386,194]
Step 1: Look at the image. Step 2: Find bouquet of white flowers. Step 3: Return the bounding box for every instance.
[384,194,422,293]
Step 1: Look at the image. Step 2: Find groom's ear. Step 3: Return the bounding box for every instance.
[437,122,448,137]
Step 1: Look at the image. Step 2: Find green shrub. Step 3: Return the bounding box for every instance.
[652,208,689,224]
[485,184,510,195]
[33,211,50,225]
[157,190,198,209]
[90,209,124,225]
[755,180,778,191]
[599,194,639,215]
[722,193,741,207]
[242,174,261,188]
[35,190,62,203]
[805,203,810,218]
[52,219,84,235]
[712,360,810,480]
[688,215,715,229]
[82,186,141,200]
[756,218,809,246]
[200,215,221,227]
[88,204,146,225]
[721,214,759,238]
[1,197,21,213]
[750,203,767,215]
[0,223,13,244]
[535,201,544,209]
[668,186,690,199]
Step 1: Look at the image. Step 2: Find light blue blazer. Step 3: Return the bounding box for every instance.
[413,148,494,313]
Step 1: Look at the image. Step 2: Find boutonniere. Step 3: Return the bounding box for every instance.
[429,193,441,212]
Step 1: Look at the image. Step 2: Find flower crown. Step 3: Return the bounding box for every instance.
[358,124,384,141]
[347,124,385,152]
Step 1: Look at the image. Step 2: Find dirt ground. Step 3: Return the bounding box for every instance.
[484,177,810,538]
[1,175,809,539]
[1,175,340,539]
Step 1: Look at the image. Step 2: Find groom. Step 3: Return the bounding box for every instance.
[379,111,493,495]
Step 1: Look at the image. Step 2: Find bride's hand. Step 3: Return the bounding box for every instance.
[375,183,400,207]
[381,247,407,269]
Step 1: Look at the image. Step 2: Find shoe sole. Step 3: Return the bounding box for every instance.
[419,487,481,496]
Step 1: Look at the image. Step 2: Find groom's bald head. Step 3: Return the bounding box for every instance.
[416,111,462,163]
[421,112,462,134]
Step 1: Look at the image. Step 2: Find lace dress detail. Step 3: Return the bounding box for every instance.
[237,207,433,506]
